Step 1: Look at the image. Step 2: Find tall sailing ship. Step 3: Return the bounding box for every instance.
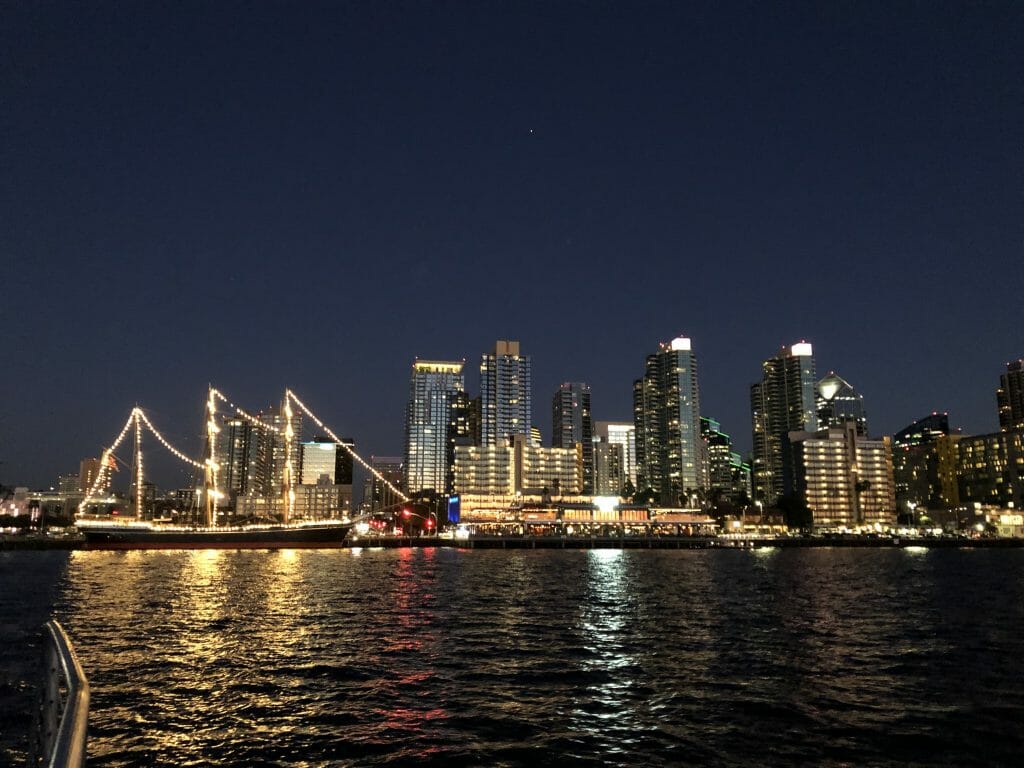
[75,388,365,549]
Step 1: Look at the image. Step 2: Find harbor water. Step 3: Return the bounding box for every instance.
[2,547,1023,766]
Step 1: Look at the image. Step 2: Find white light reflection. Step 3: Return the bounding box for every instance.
[573,549,638,733]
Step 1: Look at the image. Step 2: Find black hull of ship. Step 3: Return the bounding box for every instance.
[81,523,352,550]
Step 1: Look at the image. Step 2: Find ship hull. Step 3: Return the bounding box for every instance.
[80,523,353,550]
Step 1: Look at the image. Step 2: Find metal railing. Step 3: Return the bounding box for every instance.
[30,620,89,768]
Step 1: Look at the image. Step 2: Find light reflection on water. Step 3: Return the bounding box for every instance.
[3,547,1019,766]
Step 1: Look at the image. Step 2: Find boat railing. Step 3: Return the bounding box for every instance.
[29,620,89,768]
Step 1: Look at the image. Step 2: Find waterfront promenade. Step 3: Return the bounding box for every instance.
[4,531,1023,550]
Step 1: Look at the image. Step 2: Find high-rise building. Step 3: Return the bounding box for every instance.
[817,372,868,436]
[595,422,637,489]
[593,441,624,496]
[214,417,257,497]
[404,360,466,494]
[956,429,1024,508]
[701,417,752,505]
[480,340,532,447]
[750,342,817,506]
[633,336,703,504]
[255,403,303,500]
[892,413,960,512]
[210,403,303,514]
[790,424,897,529]
[299,437,355,485]
[447,391,474,494]
[552,382,593,494]
[997,359,1024,431]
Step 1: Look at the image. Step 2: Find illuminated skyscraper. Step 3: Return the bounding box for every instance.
[816,372,868,436]
[633,335,703,504]
[750,342,817,506]
[552,382,593,494]
[998,359,1024,431]
[404,359,466,494]
[480,340,532,446]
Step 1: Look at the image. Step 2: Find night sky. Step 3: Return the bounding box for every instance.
[3,1,1022,490]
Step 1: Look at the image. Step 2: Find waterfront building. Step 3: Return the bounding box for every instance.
[750,342,817,506]
[633,336,704,504]
[790,424,897,529]
[998,359,1024,431]
[552,382,593,494]
[595,421,637,488]
[403,359,466,494]
[892,414,961,512]
[816,371,869,436]
[593,440,624,496]
[293,475,353,520]
[956,429,1024,509]
[452,444,513,495]
[480,340,532,447]
[453,435,579,496]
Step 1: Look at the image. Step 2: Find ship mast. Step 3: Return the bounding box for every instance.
[204,387,219,528]
[133,407,143,518]
[282,392,295,524]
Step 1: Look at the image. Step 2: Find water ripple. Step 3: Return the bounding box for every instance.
[3,548,1024,765]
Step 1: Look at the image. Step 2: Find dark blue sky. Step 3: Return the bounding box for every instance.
[3,1,1022,489]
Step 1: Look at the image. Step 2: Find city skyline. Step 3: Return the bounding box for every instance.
[6,337,1019,494]
[3,3,1021,488]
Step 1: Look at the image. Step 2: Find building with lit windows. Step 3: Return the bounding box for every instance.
[892,413,960,512]
[78,457,111,495]
[750,342,817,506]
[454,435,579,496]
[214,418,257,497]
[595,422,637,488]
[293,475,353,520]
[404,360,466,494]
[633,336,703,504]
[212,404,303,514]
[552,382,593,494]
[998,359,1024,431]
[299,438,354,485]
[790,424,897,529]
[593,440,624,496]
[816,371,868,436]
[480,340,532,446]
[701,417,752,505]
[956,429,1024,509]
